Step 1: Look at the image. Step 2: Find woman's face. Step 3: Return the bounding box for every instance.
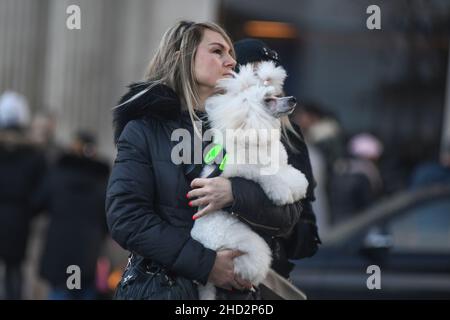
[194,29,236,98]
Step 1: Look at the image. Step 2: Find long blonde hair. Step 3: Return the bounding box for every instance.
[144,20,235,136]
[280,115,303,153]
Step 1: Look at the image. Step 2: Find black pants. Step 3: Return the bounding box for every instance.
[3,261,23,300]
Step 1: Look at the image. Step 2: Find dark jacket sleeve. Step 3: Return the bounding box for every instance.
[228,123,317,238]
[106,120,216,285]
[229,177,303,237]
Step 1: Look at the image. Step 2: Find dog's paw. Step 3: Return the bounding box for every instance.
[258,175,295,205]
[267,184,295,205]
[281,167,309,201]
[290,175,309,201]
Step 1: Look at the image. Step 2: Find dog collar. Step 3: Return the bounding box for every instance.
[204,144,228,173]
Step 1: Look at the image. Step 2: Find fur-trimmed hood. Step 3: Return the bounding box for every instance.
[113,82,181,143]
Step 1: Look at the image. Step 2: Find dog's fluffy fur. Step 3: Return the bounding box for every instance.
[190,61,309,300]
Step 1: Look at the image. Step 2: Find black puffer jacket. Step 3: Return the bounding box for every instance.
[107,83,216,285]
[0,130,46,263]
[106,83,312,284]
[37,153,110,287]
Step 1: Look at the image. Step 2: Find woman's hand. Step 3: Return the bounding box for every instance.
[187,177,234,219]
[208,249,253,291]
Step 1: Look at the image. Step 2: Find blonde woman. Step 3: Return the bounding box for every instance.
[106,21,304,300]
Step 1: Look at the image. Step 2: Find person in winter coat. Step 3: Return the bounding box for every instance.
[106,21,308,300]
[233,39,321,280]
[0,91,46,299]
[36,131,110,299]
[330,133,384,224]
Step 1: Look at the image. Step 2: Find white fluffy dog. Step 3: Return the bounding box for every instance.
[190,61,309,300]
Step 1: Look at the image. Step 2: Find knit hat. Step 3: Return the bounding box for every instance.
[349,133,384,160]
[234,38,280,70]
[0,91,30,129]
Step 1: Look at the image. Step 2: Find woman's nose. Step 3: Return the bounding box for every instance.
[225,55,236,69]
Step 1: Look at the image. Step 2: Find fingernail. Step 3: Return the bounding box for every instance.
[186,193,189,199]
[192,215,198,220]
[188,201,192,207]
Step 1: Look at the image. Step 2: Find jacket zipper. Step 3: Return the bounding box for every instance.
[233,213,281,231]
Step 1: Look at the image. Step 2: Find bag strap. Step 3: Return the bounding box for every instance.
[260,268,307,300]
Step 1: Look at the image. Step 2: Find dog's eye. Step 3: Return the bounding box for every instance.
[264,98,274,104]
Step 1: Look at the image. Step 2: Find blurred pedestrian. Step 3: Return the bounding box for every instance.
[28,111,62,163]
[291,102,345,225]
[330,133,384,224]
[292,102,346,172]
[0,91,46,299]
[35,131,110,300]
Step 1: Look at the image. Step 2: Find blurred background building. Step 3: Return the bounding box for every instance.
[1,0,449,167]
[0,0,217,159]
[0,0,449,299]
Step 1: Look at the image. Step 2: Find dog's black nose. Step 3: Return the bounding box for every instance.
[288,97,297,107]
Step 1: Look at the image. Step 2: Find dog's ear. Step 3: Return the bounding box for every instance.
[256,61,287,93]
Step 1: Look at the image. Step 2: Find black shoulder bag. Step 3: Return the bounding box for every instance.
[114,253,198,300]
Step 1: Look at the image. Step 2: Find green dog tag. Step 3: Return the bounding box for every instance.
[219,154,228,171]
[204,144,223,164]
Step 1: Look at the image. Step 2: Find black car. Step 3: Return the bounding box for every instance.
[291,184,450,299]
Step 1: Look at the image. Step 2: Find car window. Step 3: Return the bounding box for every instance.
[386,197,450,253]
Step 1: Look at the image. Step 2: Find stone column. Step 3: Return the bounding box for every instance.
[0,0,49,112]
[2,0,219,159]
